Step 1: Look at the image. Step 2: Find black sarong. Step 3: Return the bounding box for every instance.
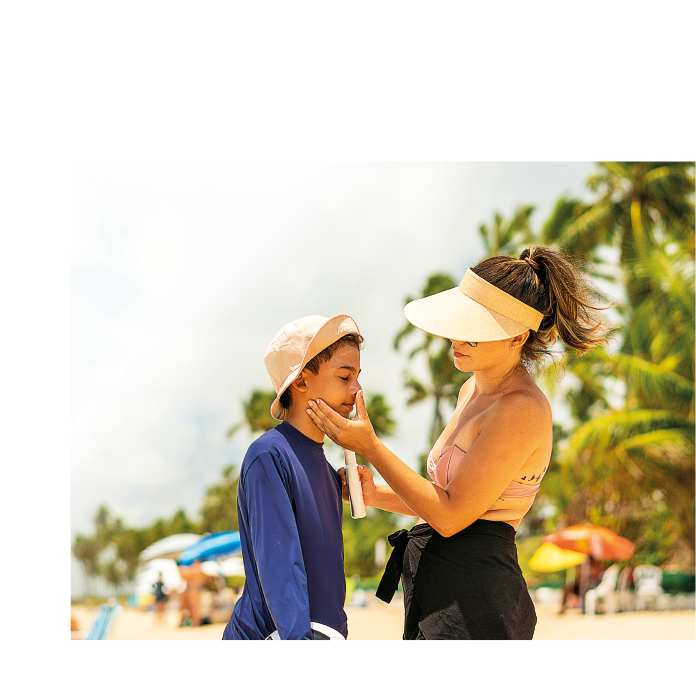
[376,520,536,640]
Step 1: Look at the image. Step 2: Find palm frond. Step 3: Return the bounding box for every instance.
[615,428,694,471]
[610,352,694,414]
[563,408,692,463]
[403,374,430,406]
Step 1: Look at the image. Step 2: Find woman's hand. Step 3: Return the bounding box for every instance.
[338,463,377,505]
[307,390,378,458]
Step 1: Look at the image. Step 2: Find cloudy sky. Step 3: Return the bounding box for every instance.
[71,162,598,591]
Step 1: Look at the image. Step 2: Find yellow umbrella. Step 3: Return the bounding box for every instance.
[529,542,588,572]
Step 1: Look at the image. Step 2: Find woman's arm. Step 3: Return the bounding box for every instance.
[309,389,549,536]
[368,484,420,516]
[338,465,419,516]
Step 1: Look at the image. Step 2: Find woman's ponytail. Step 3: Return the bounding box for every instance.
[473,246,612,365]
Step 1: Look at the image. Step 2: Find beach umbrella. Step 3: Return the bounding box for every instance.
[199,557,245,577]
[177,532,242,566]
[543,524,635,561]
[139,533,202,562]
[219,556,245,576]
[133,558,185,596]
[529,542,588,572]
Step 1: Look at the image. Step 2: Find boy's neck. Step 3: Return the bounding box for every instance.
[284,404,326,443]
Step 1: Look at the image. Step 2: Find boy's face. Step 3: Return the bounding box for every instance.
[302,344,361,419]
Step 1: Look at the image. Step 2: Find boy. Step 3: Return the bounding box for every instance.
[222,314,362,640]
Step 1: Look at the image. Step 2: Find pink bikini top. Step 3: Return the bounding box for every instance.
[426,445,542,499]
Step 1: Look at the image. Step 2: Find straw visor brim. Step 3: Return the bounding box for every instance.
[269,314,359,420]
[404,270,543,342]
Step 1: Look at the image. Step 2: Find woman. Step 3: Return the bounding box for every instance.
[307,246,610,639]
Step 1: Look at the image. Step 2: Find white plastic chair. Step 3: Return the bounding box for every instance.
[633,565,668,610]
[585,564,620,616]
[617,566,636,612]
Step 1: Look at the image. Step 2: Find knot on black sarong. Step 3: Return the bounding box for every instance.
[375,529,410,603]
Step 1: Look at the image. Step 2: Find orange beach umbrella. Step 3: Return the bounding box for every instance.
[543,524,635,561]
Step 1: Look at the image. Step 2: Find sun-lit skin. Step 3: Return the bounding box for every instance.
[307,330,553,536]
[284,344,362,443]
[450,334,527,384]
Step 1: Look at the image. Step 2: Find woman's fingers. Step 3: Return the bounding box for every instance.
[355,390,368,420]
[313,398,342,423]
[306,399,330,430]
[306,402,325,431]
[307,399,343,442]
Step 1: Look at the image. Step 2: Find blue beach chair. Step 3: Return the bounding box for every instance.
[84,599,123,640]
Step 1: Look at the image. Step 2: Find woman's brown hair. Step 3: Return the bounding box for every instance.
[472,246,612,366]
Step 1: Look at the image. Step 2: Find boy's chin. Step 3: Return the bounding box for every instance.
[334,403,355,419]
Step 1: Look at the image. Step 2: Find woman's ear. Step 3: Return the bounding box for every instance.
[510,331,529,349]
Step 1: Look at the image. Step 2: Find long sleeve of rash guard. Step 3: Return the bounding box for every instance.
[242,451,312,640]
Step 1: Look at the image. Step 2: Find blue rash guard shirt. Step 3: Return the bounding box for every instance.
[222,421,347,640]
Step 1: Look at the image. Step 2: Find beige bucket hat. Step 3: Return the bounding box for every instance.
[264,314,360,420]
[404,269,543,342]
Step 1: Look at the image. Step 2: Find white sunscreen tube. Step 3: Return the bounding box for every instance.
[344,449,366,519]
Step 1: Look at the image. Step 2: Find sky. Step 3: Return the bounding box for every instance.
[71,161,598,593]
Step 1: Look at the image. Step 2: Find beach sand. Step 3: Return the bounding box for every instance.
[71,600,695,640]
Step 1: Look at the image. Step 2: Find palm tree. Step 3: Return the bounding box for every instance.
[200,465,241,533]
[557,233,694,561]
[227,389,280,437]
[72,534,102,596]
[559,162,694,308]
[477,204,537,256]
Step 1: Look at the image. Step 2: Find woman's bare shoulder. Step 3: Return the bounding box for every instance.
[456,376,475,406]
[491,382,551,426]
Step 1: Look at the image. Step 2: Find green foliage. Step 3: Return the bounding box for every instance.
[72,504,204,596]
[556,228,695,562]
[478,204,536,256]
[223,575,246,591]
[72,534,102,594]
[572,162,694,308]
[364,393,396,438]
[355,392,397,470]
[342,504,399,578]
[199,465,240,533]
[227,389,280,437]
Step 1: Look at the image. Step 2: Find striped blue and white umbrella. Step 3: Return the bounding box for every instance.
[177,531,242,565]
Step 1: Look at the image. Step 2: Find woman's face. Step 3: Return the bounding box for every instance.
[450,333,526,372]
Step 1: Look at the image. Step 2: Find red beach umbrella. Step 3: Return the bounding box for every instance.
[543,524,635,561]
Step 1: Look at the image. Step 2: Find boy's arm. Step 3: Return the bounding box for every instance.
[243,451,312,640]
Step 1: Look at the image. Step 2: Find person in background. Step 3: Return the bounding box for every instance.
[560,556,606,614]
[152,572,168,627]
[178,561,207,626]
